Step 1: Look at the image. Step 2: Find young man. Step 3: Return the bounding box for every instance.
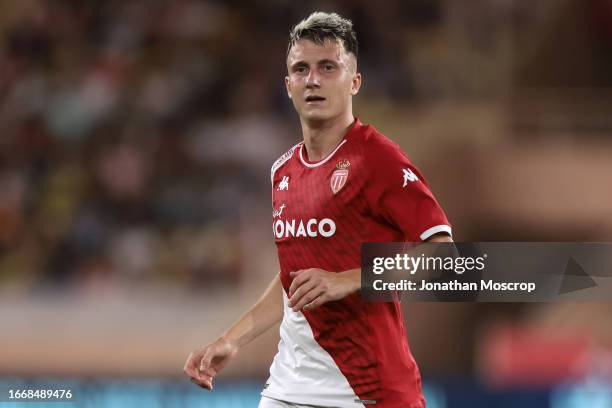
[184,12,452,408]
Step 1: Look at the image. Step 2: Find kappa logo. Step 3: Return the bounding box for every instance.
[331,160,350,194]
[278,176,289,191]
[402,168,419,187]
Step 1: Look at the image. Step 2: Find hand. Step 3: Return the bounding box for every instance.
[183,337,239,390]
[288,268,360,312]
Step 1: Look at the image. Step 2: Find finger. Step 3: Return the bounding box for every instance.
[292,286,325,312]
[197,373,214,384]
[184,353,203,378]
[183,352,194,372]
[185,367,199,381]
[199,348,213,371]
[288,279,317,308]
[191,377,212,390]
[199,366,217,377]
[184,351,201,372]
[289,270,311,297]
[288,270,305,297]
[303,294,328,311]
[193,369,212,381]
[289,269,306,278]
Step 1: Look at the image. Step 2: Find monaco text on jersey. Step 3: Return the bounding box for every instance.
[273,218,336,239]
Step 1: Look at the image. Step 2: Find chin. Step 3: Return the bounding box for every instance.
[301,109,332,122]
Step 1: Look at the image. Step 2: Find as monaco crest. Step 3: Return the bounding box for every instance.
[330,160,350,194]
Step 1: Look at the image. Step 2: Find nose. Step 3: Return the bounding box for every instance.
[306,69,320,89]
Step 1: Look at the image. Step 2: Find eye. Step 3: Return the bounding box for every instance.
[323,63,335,72]
[294,65,308,74]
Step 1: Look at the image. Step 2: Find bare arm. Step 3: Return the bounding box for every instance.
[426,233,453,243]
[184,273,283,390]
[223,272,284,346]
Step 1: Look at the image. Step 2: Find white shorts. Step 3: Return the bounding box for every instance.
[258,396,332,408]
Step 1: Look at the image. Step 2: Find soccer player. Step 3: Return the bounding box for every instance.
[184,12,452,408]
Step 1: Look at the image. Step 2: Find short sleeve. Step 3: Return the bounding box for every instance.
[364,136,452,242]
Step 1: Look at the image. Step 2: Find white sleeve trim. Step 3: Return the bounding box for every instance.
[420,224,452,241]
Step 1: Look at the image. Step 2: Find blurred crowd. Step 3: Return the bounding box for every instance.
[0,0,464,293]
[0,0,291,293]
[1,0,612,294]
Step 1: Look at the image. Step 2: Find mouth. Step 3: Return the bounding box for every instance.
[305,95,326,103]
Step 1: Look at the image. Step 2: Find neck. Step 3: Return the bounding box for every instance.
[301,111,355,162]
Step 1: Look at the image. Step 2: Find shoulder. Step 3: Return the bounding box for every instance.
[359,124,412,166]
[270,142,301,183]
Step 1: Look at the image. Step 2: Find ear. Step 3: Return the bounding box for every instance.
[285,76,292,98]
[350,72,362,96]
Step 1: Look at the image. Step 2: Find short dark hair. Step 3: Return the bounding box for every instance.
[287,12,358,58]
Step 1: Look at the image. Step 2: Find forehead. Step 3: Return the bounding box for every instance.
[287,38,350,66]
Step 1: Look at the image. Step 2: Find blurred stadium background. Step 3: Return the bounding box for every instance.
[1,0,612,407]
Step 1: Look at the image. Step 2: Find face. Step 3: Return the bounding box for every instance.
[286,38,361,123]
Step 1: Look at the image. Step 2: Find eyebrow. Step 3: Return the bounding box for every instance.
[290,59,340,69]
[318,59,338,65]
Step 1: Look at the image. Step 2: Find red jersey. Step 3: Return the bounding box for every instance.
[262,118,451,408]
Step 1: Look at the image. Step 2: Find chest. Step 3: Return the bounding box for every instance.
[274,157,365,211]
[272,155,367,240]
